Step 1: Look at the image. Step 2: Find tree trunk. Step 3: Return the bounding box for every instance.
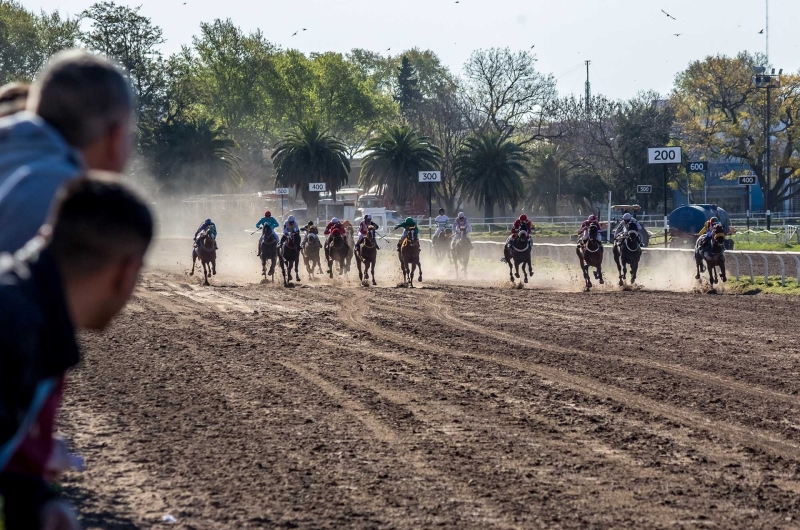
[484,196,494,224]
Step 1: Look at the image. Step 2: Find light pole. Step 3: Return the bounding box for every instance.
[753,66,782,230]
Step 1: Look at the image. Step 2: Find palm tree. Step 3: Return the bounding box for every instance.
[524,144,570,216]
[455,132,528,223]
[154,117,242,193]
[525,145,604,216]
[271,120,350,220]
[359,125,442,209]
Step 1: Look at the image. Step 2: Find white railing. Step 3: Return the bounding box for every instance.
[392,238,800,287]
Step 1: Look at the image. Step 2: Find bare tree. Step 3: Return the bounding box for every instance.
[459,48,558,145]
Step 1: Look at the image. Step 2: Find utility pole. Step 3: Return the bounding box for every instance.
[584,60,591,117]
[754,66,781,230]
[766,0,769,64]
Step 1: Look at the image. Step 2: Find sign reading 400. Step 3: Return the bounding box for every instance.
[418,171,442,182]
[309,182,327,192]
[647,147,682,164]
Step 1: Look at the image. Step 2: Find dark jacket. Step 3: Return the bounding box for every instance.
[0,242,80,474]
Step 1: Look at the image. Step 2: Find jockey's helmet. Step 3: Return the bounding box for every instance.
[458,212,466,219]
[204,218,212,225]
[519,214,528,222]
[622,213,632,222]
[405,217,415,225]
[588,214,597,222]
[438,208,445,214]
[331,217,339,224]
[265,210,271,217]
[364,214,372,221]
[710,216,719,224]
[287,215,295,223]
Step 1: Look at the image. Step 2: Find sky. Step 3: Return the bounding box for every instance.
[25,0,800,100]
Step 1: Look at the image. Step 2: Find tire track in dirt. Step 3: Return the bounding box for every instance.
[334,288,800,463]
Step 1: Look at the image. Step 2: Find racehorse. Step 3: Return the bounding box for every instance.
[399,233,422,287]
[613,227,643,286]
[432,227,453,263]
[451,230,471,278]
[575,224,604,291]
[279,232,302,286]
[302,228,324,280]
[190,229,217,286]
[327,231,349,277]
[344,224,356,273]
[259,225,279,282]
[355,226,379,285]
[503,229,533,283]
[695,226,727,285]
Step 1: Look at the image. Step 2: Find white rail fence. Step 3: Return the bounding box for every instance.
[402,238,800,287]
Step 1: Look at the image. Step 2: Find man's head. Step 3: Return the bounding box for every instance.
[28,50,134,172]
[438,208,445,215]
[46,174,153,330]
[0,82,29,117]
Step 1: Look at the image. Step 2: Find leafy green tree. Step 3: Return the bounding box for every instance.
[672,51,800,208]
[153,117,242,193]
[0,0,79,83]
[359,125,442,209]
[271,120,350,219]
[310,51,395,157]
[81,2,167,151]
[456,132,528,222]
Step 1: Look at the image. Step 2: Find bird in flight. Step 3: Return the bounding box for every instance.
[291,31,297,36]
[674,33,681,37]
[386,47,391,52]
[759,29,764,34]
[660,9,676,20]
[302,28,307,31]
[530,45,535,49]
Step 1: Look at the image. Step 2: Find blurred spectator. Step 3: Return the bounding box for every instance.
[0,174,153,530]
[0,50,133,253]
[0,82,30,118]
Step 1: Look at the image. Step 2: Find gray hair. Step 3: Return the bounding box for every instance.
[28,49,133,149]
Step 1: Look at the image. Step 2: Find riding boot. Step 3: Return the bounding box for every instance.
[355,243,360,253]
[376,243,381,250]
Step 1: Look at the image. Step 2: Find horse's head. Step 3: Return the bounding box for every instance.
[444,227,453,237]
[713,231,726,247]
[588,223,599,239]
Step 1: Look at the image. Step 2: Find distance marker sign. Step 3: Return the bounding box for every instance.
[275,187,290,195]
[647,147,682,164]
[418,171,442,182]
[309,183,326,192]
[738,175,757,186]
[637,185,653,193]
[686,161,708,173]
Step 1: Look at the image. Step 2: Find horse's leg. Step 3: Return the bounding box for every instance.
[371,259,377,286]
[190,251,197,276]
[417,259,422,282]
[597,259,605,284]
[720,259,727,282]
[622,262,628,284]
[409,262,416,287]
[203,261,210,286]
[506,252,514,282]
[695,255,702,280]
[630,258,639,285]
[294,258,301,282]
[613,248,623,286]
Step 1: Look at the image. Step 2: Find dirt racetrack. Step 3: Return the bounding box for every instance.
[59,240,800,529]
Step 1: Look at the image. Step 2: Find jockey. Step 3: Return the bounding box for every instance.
[355,214,380,252]
[613,213,643,239]
[698,216,722,247]
[194,218,218,250]
[452,212,474,249]
[433,208,450,239]
[281,215,300,245]
[507,214,533,250]
[300,221,316,248]
[324,217,346,248]
[395,217,419,251]
[578,214,602,244]
[256,210,279,256]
